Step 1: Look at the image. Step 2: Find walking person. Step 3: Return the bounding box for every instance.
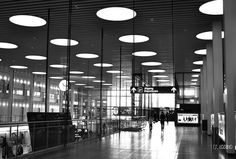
[160,111,165,130]
[149,118,153,131]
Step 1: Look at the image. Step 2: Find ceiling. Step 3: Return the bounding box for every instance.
[0,0,222,87]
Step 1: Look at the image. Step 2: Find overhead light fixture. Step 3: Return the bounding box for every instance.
[93,80,105,83]
[93,63,113,67]
[190,82,197,85]
[192,74,200,78]
[193,61,203,65]
[0,59,2,62]
[76,53,99,59]
[196,31,224,40]
[199,0,223,15]
[148,69,165,73]
[50,77,64,79]
[10,65,28,69]
[96,7,136,21]
[75,83,86,86]
[192,69,201,72]
[106,70,123,74]
[9,15,46,27]
[50,39,78,46]
[157,79,169,82]
[116,75,130,79]
[84,86,94,89]
[132,51,157,57]
[32,72,46,75]
[103,83,112,86]
[141,62,162,66]
[153,75,168,78]
[70,71,84,74]
[50,64,67,68]
[25,55,46,60]
[0,42,18,49]
[82,76,96,79]
[191,79,198,82]
[194,49,207,55]
[119,35,149,43]
[70,80,76,83]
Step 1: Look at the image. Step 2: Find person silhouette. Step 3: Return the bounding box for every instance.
[160,112,165,130]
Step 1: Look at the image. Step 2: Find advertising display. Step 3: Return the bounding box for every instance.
[218,113,225,142]
[177,113,199,124]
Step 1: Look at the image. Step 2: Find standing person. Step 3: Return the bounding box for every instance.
[160,111,165,130]
[166,112,169,124]
[149,118,153,131]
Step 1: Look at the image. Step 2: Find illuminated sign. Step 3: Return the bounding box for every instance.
[177,113,199,124]
[130,86,177,93]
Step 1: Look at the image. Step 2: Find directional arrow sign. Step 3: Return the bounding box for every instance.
[131,87,136,93]
[171,87,177,93]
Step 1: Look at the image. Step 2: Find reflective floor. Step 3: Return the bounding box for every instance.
[29,122,235,159]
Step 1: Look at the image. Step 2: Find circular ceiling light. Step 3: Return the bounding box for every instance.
[84,86,94,89]
[193,61,203,65]
[196,31,224,40]
[192,74,200,78]
[10,65,28,69]
[116,75,130,79]
[153,75,168,78]
[75,83,86,86]
[194,49,207,55]
[148,69,165,73]
[0,59,2,61]
[190,82,197,85]
[103,83,112,86]
[106,70,123,74]
[32,72,46,75]
[199,0,223,15]
[93,80,105,83]
[191,79,198,82]
[50,39,78,46]
[192,69,201,72]
[25,55,46,60]
[50,64,67,68]
[70,80,76,83]
[141,62,162,66]
[0,42,18,49]
[76,53,99,59]
[96,7,136,21]
[132,51,157,57]
[157,79,170,82]
[9,15,46,27]
[70,71,84,74]
[94,63,113,67]
[82,76,96,79]
[50,76,64,79]
[119,35,149,43]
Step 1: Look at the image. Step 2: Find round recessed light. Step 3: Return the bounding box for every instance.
[32,72,46,75]
[153,75,168,78]
[70,80,76,83]
[25,55,46,60]
[76,53,99,59]
[94,63,113,67]
[50,77,64,79]
[192,69,201,72]
[148,69,165,73]
[196,31,224,40]
[96,7,136,21]
[103,83,112,86]
[141,62,162,66]
[193,61,203,65]
[116,75,130,79]
[70,71,84,74]
[93,80,105,83]
[0,42,18,49]
[0,59,2,62]
[82,76,96,79]
[10,65,28,69]
[84,86,94,89]
[132,51,157,57]
[50,64,67,68]
[192,74,200,78]
[119,35,149,43]
[194,49,207,55]
[157,79,169,82]
[9,15,46,27]
[199,0,223,15]
[191,79,198,82]
[106,70,123,74]
[50,39,78,46]
[75,83,86,86]
[190,82,197,85]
